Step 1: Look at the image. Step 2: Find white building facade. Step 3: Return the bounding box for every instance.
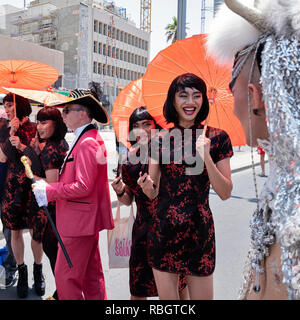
[89,1,150,102]
[0,0,150,115]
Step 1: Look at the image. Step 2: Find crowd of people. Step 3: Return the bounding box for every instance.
[0,0,299,301]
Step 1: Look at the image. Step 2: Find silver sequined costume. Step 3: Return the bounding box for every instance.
[207,0,300,300]
[259,35,300,299]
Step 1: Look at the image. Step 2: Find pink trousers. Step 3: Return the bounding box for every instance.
[55,233,107,300]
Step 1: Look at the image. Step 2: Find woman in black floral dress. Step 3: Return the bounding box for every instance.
[138,74,233,299]
[23,106,68,300]
[0,93,38,298]
[111,107,188,299]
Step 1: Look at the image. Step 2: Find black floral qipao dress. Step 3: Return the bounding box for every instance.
[26,139,69,242]
[122,147,187,297]
[148,123,233,276]
[122,153,159,297]
[1,120,36,231]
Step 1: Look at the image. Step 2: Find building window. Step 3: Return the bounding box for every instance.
[116,48,119,60]
[99,22,102,34]
[102,64,106,75]
[108,45,111,57]
[124,32,128,43]
[120,50,123,60]
[103,24,107,35]
[120,31,124,42]
[124,51,127,62]
[93,62,97,73]
[103,44,107,56]
[98,43,102,54]
[112,66,115,77]
[93,41,97,53]
[107,65,111,76]
[116,29,120,40]
[128,34,131,45]
[94,20,98,32]
[112,47,115,59]
[98,63,102,74]
[145,41,148,51]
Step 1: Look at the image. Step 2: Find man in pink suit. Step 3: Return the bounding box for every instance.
[32,83,114,300]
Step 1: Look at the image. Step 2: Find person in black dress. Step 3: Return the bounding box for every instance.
[0,108,18,289]
[23,106,68,300]
[111,107,188,300]
[0,93,38,298]
[138,73,233,299]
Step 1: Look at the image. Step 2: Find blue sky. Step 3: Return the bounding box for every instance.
[0,0,212,60]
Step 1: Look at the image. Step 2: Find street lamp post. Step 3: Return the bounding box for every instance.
[177,0,187,40]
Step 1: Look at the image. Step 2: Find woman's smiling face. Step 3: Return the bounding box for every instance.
[174,87,203,128]
[132,119,156,144]
[37,119,55,140]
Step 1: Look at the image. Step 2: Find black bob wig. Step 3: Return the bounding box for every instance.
[37,106,67,142]
[163,73,209,125]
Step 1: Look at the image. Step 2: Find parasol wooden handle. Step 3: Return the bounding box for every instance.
[202,119,208,137]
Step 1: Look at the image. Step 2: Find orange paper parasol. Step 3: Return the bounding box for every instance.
[0,60,59,91]
[3,87,68,106]
[142,34,246,146]
[112,78,147,149]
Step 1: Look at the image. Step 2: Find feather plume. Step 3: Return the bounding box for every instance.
[206,0,262,66]
[261,0,300,37]
[206,0,300,66]
[88,81,103,101]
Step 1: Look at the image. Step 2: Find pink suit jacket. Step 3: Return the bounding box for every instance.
[46,126,114,237]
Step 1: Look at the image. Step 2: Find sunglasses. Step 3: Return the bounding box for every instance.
[62,106,84,114]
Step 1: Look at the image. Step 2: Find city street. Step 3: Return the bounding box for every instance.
[0,131,268,299]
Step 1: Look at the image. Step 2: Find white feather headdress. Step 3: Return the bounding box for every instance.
[206,0,300,66]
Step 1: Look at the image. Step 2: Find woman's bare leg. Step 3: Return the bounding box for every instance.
[186,274,213,300]
[152,268,179,300]
[11,230,24,265]
[179,286,190,300]
[130,295,147,300]
[260,154,265,175]
[29,229,43,264]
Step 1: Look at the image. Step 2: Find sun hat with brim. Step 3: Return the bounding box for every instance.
[48,89,109,125]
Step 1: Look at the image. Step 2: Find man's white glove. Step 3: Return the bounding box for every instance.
[32,179,49,207]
